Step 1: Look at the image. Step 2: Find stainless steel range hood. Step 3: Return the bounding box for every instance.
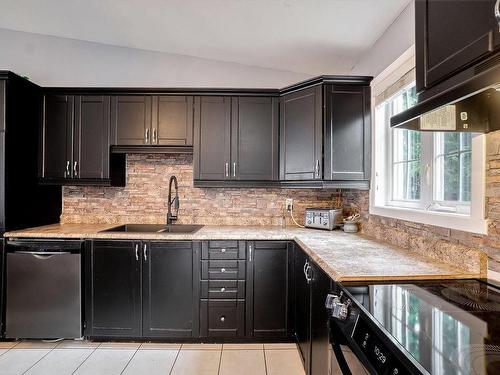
[391,61,500,133]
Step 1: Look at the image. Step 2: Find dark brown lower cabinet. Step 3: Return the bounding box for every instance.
[294,245,331,375]
[142,241,200,338]
[85,240,200,339]
[309,262,331,375]
[85,241,142,338]
[294,245,312,371]
[246,241,292,339]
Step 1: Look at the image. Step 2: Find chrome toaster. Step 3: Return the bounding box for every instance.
[305,208,343,230]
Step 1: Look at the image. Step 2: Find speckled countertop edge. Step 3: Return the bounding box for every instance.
[4,224,486,282]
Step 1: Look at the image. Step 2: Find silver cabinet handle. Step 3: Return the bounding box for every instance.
[303,260,312,283]
[315,159,320,178]
[145,128,150,144]
[220,316,225,322]
[221,268,226,273]
[73,161,78,177]
[248,244,252,262]
[143,243,147,261]
[135,244,139,261]
[233,162,236,178]
[496,0,500,31]
[221,248,226,253]
[303,260,308,279]
[65,160,70,178]
[152,128,157,144]
[220,287,226,292]
[225,162,229,178]
[305,264,312,284]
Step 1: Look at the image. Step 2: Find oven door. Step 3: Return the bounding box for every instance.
[329,319,370,375]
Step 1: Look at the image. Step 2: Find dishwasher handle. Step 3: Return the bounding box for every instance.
[14,251,71,257]
[6,239,84,253]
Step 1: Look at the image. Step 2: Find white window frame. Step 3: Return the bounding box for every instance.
[370,46,487,234]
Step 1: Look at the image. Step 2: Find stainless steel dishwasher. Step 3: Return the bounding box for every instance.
[5,239,84,339]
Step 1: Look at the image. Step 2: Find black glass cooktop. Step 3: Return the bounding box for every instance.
[342,279,500,375]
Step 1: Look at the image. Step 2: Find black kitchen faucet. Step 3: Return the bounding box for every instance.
[167,175,179,225]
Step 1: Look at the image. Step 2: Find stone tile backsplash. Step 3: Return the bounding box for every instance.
[62,154,338,226]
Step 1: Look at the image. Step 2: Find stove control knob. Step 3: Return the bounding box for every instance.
[325,293,349,321]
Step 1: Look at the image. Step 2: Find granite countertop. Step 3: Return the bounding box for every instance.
[4,223,486,282]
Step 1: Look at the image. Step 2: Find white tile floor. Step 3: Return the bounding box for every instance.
[0,341,306,375]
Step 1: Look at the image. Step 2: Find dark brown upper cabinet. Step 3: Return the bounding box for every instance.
[111,95,193,147]
[279,80,371,188]
[231,97,279,181]
[74,96,110,179]
[416,0,500,93]
[193,96,231,180]
[41,94,119,185]
[194,95,279,182]
[323,85,371,182]
[42,94,73,180]
[153,96,193,146]
[111,96,152,146]
[280,86,323,181]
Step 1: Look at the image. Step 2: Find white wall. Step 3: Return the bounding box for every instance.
[0,28,310,88]
[350,2,415,77]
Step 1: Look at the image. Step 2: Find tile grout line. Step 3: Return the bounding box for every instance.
[263,348,269,375]
[71,342,102,375]
[217,346,223,375]
[168,346,182,375]
[21,343,58,375]
[119,345,141,375]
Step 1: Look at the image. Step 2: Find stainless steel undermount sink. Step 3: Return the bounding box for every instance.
[101,224,203,234]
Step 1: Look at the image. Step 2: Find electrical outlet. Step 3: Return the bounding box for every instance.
[286,199,293,212]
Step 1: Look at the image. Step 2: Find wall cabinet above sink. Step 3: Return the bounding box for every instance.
[110,95,194,149]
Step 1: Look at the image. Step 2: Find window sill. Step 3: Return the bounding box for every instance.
[369,205,488,234]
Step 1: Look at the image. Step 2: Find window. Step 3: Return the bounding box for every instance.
[371,53,486,234]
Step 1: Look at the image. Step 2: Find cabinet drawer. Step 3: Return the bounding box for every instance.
[201,280,245,299]
[207,300,245,337]
[201,260,245,280]
[209,260,237,268]
[209,241,238,249]
[209,248,238,260]
[202,241,246,260]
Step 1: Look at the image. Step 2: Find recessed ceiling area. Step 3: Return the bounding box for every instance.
[0,0,412,76]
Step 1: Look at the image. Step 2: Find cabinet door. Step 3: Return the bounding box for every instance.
[73,96,110,179]
[111,96,152,145]
[142,241,200,338]
[42,95,73,179]
[294,246,311,373]
[246,241,292,339]
[193,96,231,180]
[152,96,193,146]
[310,263,331,375]
[416,0,500,91]
[280,86,322,180]
[231,97,279,181]
[324,85,370,181]
[86,241,142,338]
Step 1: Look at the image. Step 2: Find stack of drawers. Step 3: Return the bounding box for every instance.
[200,241,246,337]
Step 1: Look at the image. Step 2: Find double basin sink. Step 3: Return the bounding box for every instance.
[101,224,203,234]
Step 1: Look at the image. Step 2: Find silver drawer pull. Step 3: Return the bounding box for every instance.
[221,248,226,253]
[221,287,226,292]
[221,268,226,273]
[220,316,225,322]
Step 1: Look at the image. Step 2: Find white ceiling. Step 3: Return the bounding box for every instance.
[0,0,411,75]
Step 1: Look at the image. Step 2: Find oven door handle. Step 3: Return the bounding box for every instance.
[331,342,353,375]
